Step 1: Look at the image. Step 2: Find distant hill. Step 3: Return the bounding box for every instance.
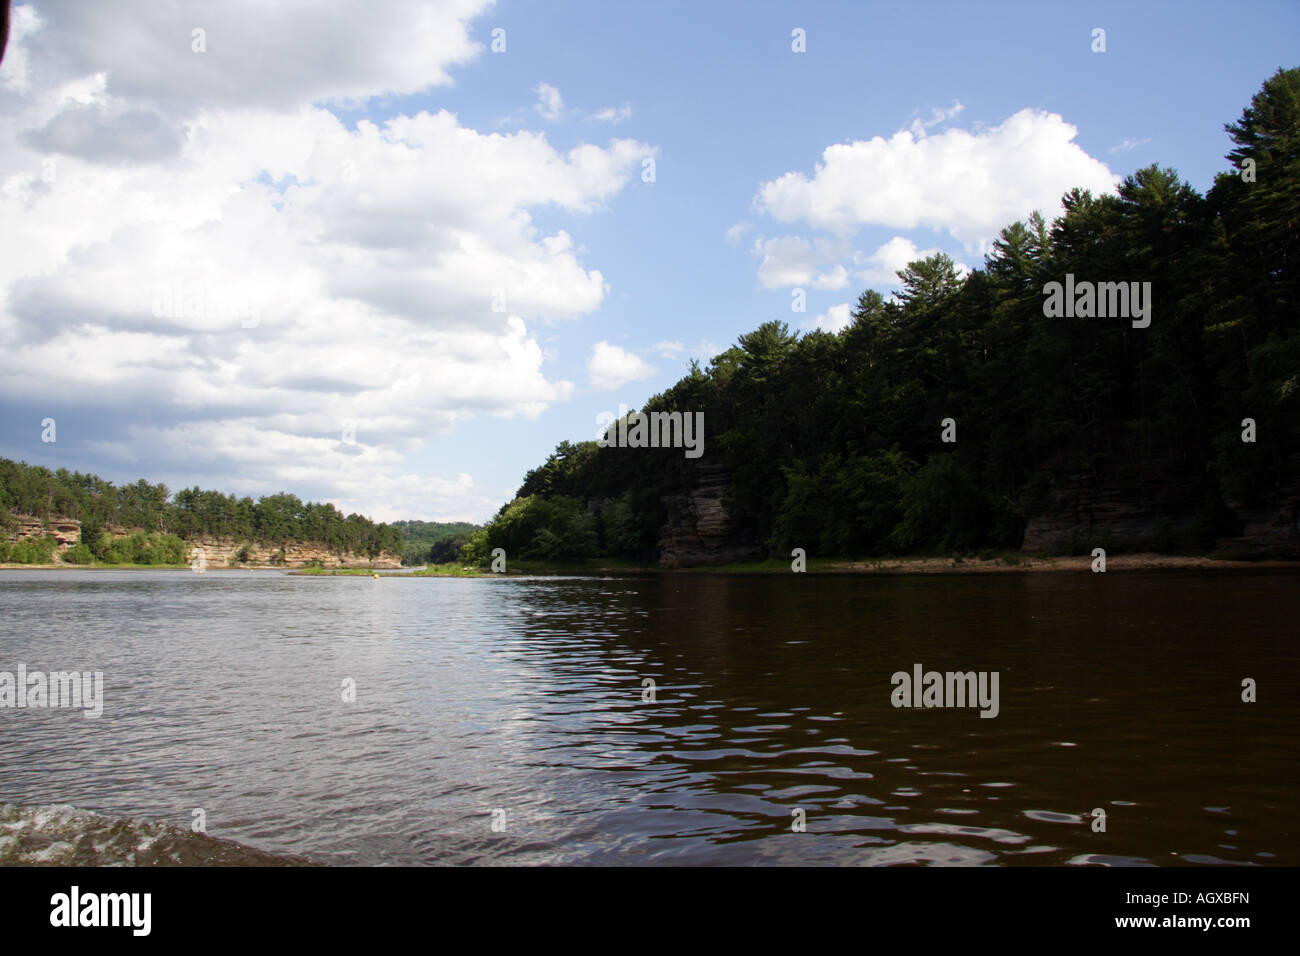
[0,457,403,563]
[389,520,482,566]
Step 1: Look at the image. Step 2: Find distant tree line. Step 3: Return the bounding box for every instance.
[0,458,402,559]
[462,68,1300,564]
[389,519,481,565]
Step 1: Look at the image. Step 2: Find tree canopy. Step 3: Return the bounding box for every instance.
[0,458,402,558]
[464,69,1300,564]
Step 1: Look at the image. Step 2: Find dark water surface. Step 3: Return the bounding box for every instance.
[0,568,1295,865]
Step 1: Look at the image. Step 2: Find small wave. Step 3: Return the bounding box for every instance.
[0,804,313,866]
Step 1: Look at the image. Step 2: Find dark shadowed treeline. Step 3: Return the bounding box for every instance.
[463,68,1300,564]
[0,458,403,558]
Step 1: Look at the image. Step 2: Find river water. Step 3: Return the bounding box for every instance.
[0,568,1295,865]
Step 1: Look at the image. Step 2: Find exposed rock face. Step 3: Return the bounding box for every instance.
[46,519,82,549]
[187,536,400,569]
[2,515,399,567]
[1020,474,1300,557]
[1020,477,1202,553]
[1218,484,1300,558]
[656,465,764,567]
[4,516,81,551]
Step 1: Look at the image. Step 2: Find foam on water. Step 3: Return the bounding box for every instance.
[0,804,311,866]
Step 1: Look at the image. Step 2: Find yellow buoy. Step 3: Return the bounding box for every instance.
[372,573,379,580]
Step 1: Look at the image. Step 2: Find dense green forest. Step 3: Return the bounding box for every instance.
[0,457,403,560]
[390,520,481,566]
[462,68,1300,565]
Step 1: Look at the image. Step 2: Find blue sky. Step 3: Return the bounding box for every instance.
[1,0,1296,522]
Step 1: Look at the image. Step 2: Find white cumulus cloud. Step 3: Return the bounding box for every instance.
[587,341,656,391]
[753,235,850,288]
[855,236,969,287]
[756,107,1119,249]
[803,303,852,334]
[0,1,652,521]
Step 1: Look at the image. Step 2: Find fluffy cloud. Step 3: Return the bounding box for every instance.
[855,236,969,286]
[586,341,655,391]
[4,0,488,112]
[756,107,1119,248]
[21,102,182,162]
[0,1,652,521]
[535,82,564,121]
[803,303,852,334]
[86,420,498,523]
[754,236,850,289]
[811,264,849,290]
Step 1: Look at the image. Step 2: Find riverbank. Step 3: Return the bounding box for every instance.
[280,552,1300,577]
[7,552,1299,576]
[291,564,483,577]
[0,562,192,570]
[0,562,390,571]
[710,552,1300,574]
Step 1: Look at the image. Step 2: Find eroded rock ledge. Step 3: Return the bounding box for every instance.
[657,465,763,568]
[2,516,400,568]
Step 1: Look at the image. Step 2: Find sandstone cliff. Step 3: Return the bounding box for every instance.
[654,464,1300,564]
[3,515,81,551]
[656,465,764,567]
[1020,473,1300,557]
[2,515,400,568]
[187,536,400,569]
